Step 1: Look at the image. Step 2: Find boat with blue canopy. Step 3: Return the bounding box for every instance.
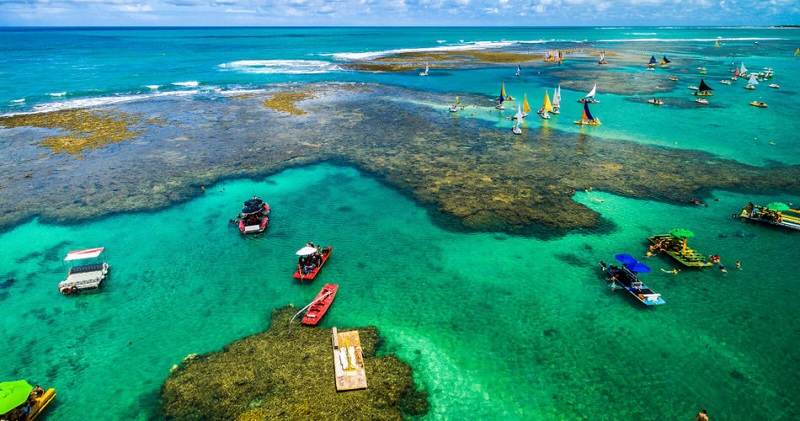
[599,254,665,306]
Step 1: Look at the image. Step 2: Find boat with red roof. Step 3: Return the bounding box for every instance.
[301,283,339,325]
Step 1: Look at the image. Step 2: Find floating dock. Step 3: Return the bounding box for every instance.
[331,327,367,391]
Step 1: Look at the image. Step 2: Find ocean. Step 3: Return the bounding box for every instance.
[1,27,799,420]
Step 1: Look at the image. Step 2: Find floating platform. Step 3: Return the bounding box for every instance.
[331,327,367,391]
[647,235,713,267]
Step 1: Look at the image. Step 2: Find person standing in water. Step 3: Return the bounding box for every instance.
[694,409,709,421]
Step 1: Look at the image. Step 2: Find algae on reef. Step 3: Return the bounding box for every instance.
[161,306,428,421]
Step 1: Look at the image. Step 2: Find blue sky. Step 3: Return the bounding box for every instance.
[0,0,798,27]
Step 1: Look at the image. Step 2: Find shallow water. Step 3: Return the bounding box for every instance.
[2,164,798,420]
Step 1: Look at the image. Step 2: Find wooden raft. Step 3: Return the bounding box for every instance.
[331,327,367,391]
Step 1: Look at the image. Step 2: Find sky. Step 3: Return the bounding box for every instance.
[0,0,798,27]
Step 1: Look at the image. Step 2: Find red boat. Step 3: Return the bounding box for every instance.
[237,197,270,235]
[293,246,332,280]
[301,283,339,325]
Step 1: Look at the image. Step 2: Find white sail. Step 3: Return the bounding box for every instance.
[740,63,747,74]
[552,85,561,108]
[514,104,524,124]
[586,83,597,99]
[747,74,759,86]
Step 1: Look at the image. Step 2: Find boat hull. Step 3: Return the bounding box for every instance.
[739,207,800,231]
[647,235,712,267]
[600,262,665,306]
[301,283,339,325]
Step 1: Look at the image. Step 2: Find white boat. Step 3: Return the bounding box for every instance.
[744,73,758,90]
[695,98,709,105]
[578,83,599,103]
[769,84,780,89]
[58,247,110,295]
[720,79,731,85]
[598,51,607,65]
[739,62,748,77]
[449,95,460,112]
[551,85,561,114]
[515,64,521,76]
[512,105,523,134]
[419,63,429,77]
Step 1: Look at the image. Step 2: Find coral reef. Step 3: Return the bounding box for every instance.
[161,306,428,420]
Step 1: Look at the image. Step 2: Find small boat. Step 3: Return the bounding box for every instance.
[647,229,713,268]
[647,98,664,106]
[538,89,553,117]
[769,84,780,89]
[495,83,506,110]
[687,86,699,90]
[668,76,679,81]
[238,196,270,234]
[578,83,599,103]
[449,95,460,112]
[58,247,110,295]
[0,381,56,421]
[695,98,709,105]
[738,202,800,231]
[515,64,521,76]
[419,63,429,76]
[720,79,731,85]
[739,62,748,77]
[660,55,671,67]
[301,283,339,325]
[598,51,607,65]
[512,105,524,133]
[599,256,665,306]
[551,85,561,114]
[522,93,531,117]
[749,101,768,108]
[647,55,656,68]
[692,79,713,96]
[574,100,601,125]
[698,68,707,75]
[744,74,758,90]
[294,245,332,280]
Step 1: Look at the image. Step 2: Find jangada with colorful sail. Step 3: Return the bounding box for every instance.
[538,90,552,119]
[692,79,713,96]
[577,83,599,103]
[574,100,601,126]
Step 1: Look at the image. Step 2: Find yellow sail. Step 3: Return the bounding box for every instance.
[542,90,553,113]
[522,94,531,114]
[714,40,719,47]
[501,82,506,98]
[795,47,800,55]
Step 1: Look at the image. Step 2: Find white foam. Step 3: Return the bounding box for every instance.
[49,92,67,97]
[146,85,160,90]
[327,40,518,61]
[172,81,199,87]
[597,37,783,43]
[218,59,343,74]
[12,90,195,116]
[11,98,25,103]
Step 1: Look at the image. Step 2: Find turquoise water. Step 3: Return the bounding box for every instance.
[2,26,800,420]
[3,164,799,420]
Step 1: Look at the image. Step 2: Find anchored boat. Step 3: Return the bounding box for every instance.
[647,229,713,268]
[574,100,601,125]
[0,380,56,421]
[57,247,109,295]
[692,79,713,96]
[739,202,800,231]
[238,196,270,234]
[600,255,665,306]
[294,245,333,280]
[301,283,339,325]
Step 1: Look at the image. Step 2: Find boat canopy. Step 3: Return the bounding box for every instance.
[64,247,105,261]
[242,197,265,214]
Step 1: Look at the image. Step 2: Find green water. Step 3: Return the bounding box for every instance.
[2,164,798,420]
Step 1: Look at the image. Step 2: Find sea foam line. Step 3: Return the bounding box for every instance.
[326,40,520,61]
[218,59,343,74]
[597,37,783,43]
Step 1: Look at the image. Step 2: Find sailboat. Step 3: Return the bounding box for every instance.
[512,105,523,135]
[551,85,561,114]
[495,84,505,110]
[598,51,607,65]
[419,63,429,76]
[574,100,601,126]
[714,40,720,48]
[522,93,531,117]
[449,95,460,112]
[739,63,748,77]
[795,47,799,56]
[647,55,656,69]
[538,90,553,119]
[732,66,740,80]
[515,64,521,76]
[578,83,599,103]
[693,79,714,96]
[660,56,671,67]
[744,73,759,90]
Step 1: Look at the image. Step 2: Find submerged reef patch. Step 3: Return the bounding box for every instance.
[0,82,798,236]
[160,306,428,420]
